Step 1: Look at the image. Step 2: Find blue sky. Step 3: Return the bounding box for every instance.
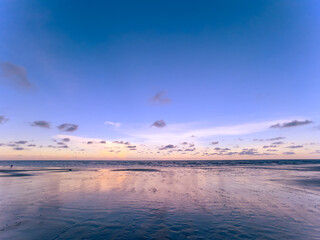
[0,0,319,160]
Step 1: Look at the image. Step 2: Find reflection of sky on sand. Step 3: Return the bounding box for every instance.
[0,165,320,239]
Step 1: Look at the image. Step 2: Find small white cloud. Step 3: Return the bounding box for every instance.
[105,121,121,128]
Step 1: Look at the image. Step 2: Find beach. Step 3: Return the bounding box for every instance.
[0,160,319,239]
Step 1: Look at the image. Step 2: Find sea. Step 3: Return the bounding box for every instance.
[0,159,319,240]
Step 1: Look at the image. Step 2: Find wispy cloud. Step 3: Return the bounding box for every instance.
[57,123,78,132]
[56,135,104,144]
[54,134,134,157]
[113,141,130,145]
[105,121,121,128]
[126,120,286,144]
[49,118,313,159]
[270,120,312,128]
[268,137,286,141]
[14,140,28,144]
[263,145,277,148]
[254,137,286,141]
[31,120,51,128]
[238,148,259,155]
[151,91,171,104]
[184,148,196,152]
[283,151,295,155]
[0,61,33,88]
[13,147,24,151]
[287,145,303,149]
[127,145,137,150]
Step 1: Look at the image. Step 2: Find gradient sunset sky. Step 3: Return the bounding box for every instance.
[0,0,319,160]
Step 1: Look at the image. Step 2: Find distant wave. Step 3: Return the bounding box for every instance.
[0,159,319,168]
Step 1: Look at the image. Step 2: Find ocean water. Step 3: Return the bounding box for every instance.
[0,160,319,239]
[1,159,320,168]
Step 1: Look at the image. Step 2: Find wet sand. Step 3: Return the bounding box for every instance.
[0,163,319,239]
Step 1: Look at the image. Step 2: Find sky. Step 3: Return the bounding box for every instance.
[0,0,319,160]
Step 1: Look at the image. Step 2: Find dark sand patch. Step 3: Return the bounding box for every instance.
[0,173,33,177]
[248,166,320,172]
[277,166,320,172]
[0,169,74,177]
[293,178,320,187]
[297,166,320,171]
[0,169,74,173]
[112,168,160,172]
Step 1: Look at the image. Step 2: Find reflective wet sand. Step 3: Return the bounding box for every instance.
[0,163,319,239]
